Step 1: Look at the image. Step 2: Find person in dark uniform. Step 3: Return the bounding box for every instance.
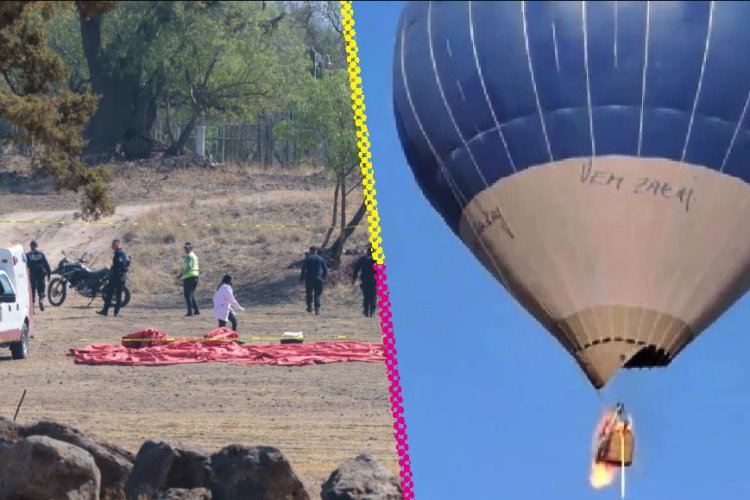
[97,239,130,317]
[352,247,378,317]
[25,240,51,311]
[299,246,328,315]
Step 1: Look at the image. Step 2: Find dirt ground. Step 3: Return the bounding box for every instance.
[0,157,398,495]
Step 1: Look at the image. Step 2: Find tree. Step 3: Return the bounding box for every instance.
[45,5,92,94]
[277,69,363,267]
[283,1,345,77]
[64,1,307,160]
[0,1,116,219]
[75,1,188,159]
[160,2,306,156]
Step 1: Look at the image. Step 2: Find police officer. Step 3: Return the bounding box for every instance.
[25,240,51,311]
[352,247,377,317]
[97,239,130,317]
[299,246,328,315]
[178,242,200,317]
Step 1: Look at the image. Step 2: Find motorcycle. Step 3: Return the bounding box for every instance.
[47,249,131,308]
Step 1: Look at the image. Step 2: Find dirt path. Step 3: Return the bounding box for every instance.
[0,189,330,262]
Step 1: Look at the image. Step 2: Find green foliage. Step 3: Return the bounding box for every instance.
[162,1,308,121]
[45,1,345,143]
[276,69,357,178]
[283,1,346,68]
[0,1,115,219]
[46,7,89,91]
[45,1,313,156]
[3,1,349,218]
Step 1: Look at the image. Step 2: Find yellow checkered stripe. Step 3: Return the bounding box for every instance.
[340,2,414,498]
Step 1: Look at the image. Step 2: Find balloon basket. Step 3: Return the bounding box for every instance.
[597,427,634,467]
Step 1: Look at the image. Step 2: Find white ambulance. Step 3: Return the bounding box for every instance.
[0,245,32,359]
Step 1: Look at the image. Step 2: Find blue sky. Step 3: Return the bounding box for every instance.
[355,2,750,499]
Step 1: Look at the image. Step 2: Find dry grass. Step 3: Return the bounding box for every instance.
[124,187,370,308]
[0,155,394,495]
[1,154,339,213]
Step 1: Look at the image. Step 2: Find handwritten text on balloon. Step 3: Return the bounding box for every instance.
[579,161,695,212]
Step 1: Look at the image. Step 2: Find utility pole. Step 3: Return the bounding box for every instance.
[196,120,206,157]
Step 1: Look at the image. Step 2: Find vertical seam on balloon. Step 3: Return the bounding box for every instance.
[681,1,715,163]
[546,1,597,351]
[623,173,640,353]
[651,3,716,353]
[521,1,554,162]
[662,168,740,357]
[456,80,467,102]
[468,1,517,172]
[400,35,468,206]
[643,182,707,349]
[340,3,413,498]
[637,2,651,157]
[427,1,489,187]
[551,21,561,73]
[529,170,598,357]
[582,1,596,157]
[647,174,712,355]
[408,11,574,362]
[581,2,602,346]
[720,88,750,172]
[614,1,619,68]
[665,169,739,360]
[401,22,521,302]
[657,317,682,363]
[473,3,585,354]
[660,177,726,357]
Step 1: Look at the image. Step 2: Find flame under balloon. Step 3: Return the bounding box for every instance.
[590,461,617,489]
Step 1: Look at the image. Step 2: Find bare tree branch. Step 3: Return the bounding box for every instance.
[345,183,360,198]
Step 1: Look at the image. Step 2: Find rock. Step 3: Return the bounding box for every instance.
[157,488,213,500]
[209,445,309,500]
[22,419,133,500]
[125,440,177,499]
[321,454,402,500]
[168,445,214,489]
[125,440,213,499]
[0,416,21,442]
[0,435,101,499]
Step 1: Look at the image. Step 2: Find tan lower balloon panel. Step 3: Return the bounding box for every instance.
[458,155,750,389]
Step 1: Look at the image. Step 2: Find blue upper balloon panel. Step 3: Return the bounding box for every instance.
[393,1,750,232]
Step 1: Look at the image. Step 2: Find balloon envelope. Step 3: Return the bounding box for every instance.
[393,1,750,388]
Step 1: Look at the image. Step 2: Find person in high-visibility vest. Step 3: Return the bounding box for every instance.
[178,242,200,316]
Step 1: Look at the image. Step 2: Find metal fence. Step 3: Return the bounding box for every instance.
[0,121,31,156]
[153,111,324,168]
[0,112,324,168]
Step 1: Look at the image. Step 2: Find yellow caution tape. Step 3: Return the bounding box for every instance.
[0,219,362,230]
[29,334,382,343]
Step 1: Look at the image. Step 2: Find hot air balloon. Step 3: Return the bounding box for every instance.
[393,0,750,389]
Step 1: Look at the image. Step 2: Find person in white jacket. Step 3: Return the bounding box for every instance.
[213,275,244,332]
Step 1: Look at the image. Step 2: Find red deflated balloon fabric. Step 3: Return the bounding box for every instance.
[70,327,385,366]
